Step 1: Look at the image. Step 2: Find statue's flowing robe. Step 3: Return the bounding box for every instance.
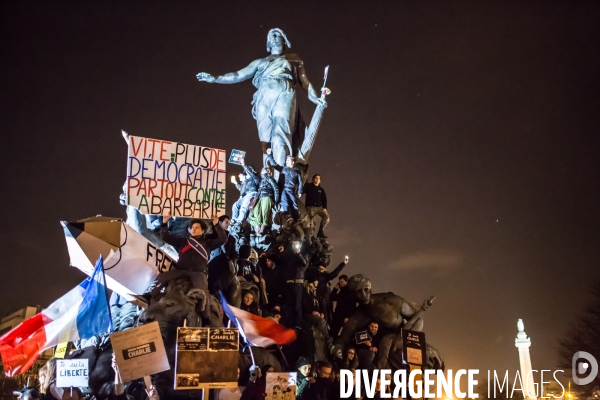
[251,54,306,166]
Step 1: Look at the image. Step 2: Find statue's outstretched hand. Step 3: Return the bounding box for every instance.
[196,72,216,83]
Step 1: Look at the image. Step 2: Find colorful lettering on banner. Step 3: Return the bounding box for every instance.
[127,135,227,218]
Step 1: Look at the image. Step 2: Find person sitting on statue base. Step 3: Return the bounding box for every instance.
[303,173,330,239]
[355,320,383,371]
[249,167,279,235]
[265,148,302,222]
[231,161,260,225]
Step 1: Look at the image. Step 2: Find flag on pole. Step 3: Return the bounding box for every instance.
[219,293,296,347]
[0,256,112,376]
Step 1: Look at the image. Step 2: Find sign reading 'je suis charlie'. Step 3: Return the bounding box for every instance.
[127,135,227,218]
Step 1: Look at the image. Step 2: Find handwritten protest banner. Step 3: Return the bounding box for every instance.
[56,359,88,388]
[110,322,170,382]
[127,135,226,218]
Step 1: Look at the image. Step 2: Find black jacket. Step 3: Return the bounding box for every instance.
[305,377,335,400]
[303,182,327,209]
[356,327,383,350]
[160,223,227,274]
[235,164,260,195]
[266,154,303,195]
[284,250,310,281]
[262,262,285,304]
[331,286,357,323]
[209,231,237,261]
[257,174,279,203]
[315,262,347,298]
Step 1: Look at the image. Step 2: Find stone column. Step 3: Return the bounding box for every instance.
[515,319,537,400]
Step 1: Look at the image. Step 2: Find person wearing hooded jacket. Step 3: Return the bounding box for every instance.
[231,161,260,224]
[295,357,313,399]
[249,167,279,234]
[265,149,302,221]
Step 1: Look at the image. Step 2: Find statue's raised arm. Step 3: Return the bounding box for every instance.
[297,61,326,108]
[196,59,260,84]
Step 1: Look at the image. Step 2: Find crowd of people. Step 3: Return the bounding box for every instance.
[151,159,392,400]
[102,154,391,400]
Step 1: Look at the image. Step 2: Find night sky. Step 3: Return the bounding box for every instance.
[2,1,599,376]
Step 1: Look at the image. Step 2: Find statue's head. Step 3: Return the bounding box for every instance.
[266,28,291,54]
[348,274,372,305]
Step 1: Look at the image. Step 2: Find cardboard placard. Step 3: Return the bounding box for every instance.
[127,135,227,218]
[354,330,372,344]
[110,322,170,382]
[266,372,297,400]
[56,359,88,388]
[228,149,246,165]
[402,329,426,366]
[175,327,239,390]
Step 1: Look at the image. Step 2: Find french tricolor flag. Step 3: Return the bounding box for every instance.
[0,256,112,376]
[220,293,296,347]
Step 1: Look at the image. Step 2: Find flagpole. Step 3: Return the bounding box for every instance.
[97,255,114,333]
[248,345,256,366]
[235,317,256,366]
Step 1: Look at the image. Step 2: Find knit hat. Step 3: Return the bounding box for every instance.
[296,356,310,369]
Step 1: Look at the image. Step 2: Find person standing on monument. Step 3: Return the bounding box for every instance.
[303,174,329,239]
[329,274,355,337]
[248,167,279,234]
[265,149,303,221]
[231,160,259,225]
[196,28,327,168]
[159,212,227,292]
[284,239,310,329]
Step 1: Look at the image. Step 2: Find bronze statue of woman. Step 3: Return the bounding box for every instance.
[196,28,327,167]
